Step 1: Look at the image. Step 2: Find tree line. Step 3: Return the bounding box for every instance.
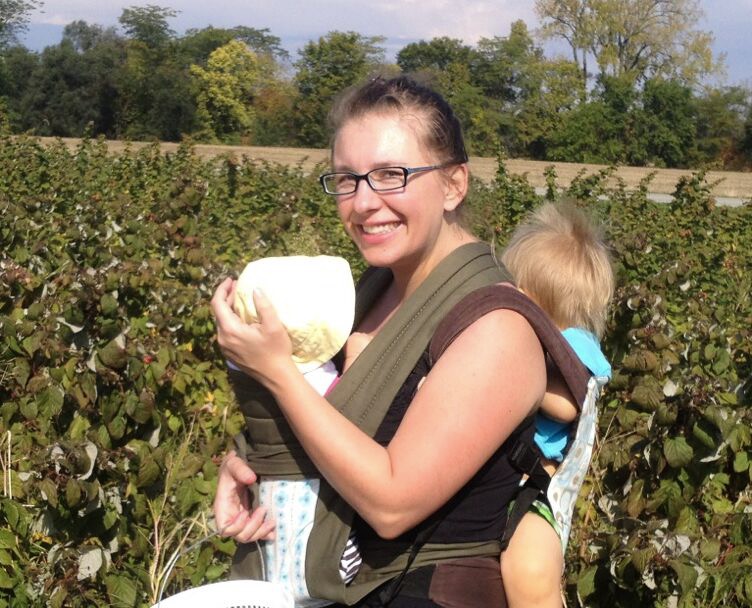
[1,1,751,169]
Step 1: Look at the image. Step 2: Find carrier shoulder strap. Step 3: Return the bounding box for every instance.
[428,283,593,551]
[429,283,591,406]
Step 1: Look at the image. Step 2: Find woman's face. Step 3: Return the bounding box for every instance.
[332,111,462,276]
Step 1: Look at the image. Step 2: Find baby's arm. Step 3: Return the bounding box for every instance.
[540,361,578,423]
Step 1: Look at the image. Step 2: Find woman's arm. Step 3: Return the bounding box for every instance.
[212,280,546,539]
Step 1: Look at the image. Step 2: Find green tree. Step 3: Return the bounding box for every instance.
[631,78,697,167]
[0,0,41,48]
[118,4,176,48]
[117,6,196,140]
[472,21,543,104]
[179,25,289,66]
[396,37,474,73]
[693,86,750,168]
[190,39,266,141]
[62,19,120,52]
[513,58,582,159]
[12,30,125,137]
[548,74,637,164]
[0,43,37,126]
[293,31,385,147]
[535,0,721,88]
[741,106,752,165]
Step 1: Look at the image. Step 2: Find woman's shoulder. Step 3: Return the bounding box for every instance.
[436,307,546,385]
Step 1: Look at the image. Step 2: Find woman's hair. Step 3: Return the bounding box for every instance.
[501,202,614,338]
[328,75,468,166]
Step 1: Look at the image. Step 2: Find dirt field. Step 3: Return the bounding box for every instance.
[37,137,752,199]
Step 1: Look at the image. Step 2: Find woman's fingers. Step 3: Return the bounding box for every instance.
[214,451,260,536]
[233,506,277,543]
[211,277,233,314]
[222,451,257,485]
[251,287,283,332]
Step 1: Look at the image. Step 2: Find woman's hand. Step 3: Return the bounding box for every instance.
[211,278,294,385]
[214,451,276,543]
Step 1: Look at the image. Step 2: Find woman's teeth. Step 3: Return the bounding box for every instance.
[362,223,400,235]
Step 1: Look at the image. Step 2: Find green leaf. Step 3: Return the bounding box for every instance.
[699,539,721,562]
[38,478,59,508]
[712,349,730,375]
[675,506,699,535]
[733,451,749,473]
[664,436,694,468]
[106,416,127,441]
[204,563,225,580]
[136,459,161,488]
[12,359,30,388]
[65,479,83,508]
[100,293,119,317]
[630,547,655,574]
[21,333,42,357]
[631,384,663,412]
[692,421,717,450]
[576,564,598,600]
[0,568,14,589]
[98,336,128,370]
[626,479,645,517]
[0,530,17,550]
[49,587,67,608]
[670,558,699,595]
[622,350,659,372]
[105,574,138,607]
[19,399,38,420]
[36,386,64,419]
[2,500,20,532]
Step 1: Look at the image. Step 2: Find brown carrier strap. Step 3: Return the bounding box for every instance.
[428,283,594,554]
[429,283,591,408]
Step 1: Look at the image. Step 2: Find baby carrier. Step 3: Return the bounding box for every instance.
[429,284,606,555]
[230,244,600,604]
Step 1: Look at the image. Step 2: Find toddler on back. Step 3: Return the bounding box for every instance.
[500,202,614,608]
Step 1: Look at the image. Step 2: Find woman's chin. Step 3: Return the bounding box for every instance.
[356,226,404,264]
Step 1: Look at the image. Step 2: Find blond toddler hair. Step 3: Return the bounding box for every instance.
[501,202,614,338]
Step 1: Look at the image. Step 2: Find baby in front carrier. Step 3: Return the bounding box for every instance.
[227,255,365,606]
[500,202,614,607]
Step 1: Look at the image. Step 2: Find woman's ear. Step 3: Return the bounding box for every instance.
[442,163,469,212]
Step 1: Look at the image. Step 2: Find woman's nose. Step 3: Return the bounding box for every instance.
[351,178,380,214]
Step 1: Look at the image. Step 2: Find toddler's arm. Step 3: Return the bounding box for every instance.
[540,362,578,423]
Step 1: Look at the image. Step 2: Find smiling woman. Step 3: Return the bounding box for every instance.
[210,76,550,607]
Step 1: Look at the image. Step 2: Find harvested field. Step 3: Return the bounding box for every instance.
[37,137,752,199]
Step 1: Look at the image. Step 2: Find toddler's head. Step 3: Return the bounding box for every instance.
[501,202,614,338]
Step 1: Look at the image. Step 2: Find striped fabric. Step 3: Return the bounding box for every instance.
[339,532,362,584]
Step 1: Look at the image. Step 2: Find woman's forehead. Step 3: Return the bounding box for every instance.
[332,111,431,166]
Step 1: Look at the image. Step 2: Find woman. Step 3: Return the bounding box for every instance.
[211,76,547,606]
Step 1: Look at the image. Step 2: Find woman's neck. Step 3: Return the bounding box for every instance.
[390,230,477,302]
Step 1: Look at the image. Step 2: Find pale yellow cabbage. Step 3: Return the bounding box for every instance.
[233,256,355,373]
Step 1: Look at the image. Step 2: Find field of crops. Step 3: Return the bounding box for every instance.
[36,137,752,199]
[1,136,750,607]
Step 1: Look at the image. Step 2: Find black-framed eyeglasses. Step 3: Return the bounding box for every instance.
[319,161,462,196]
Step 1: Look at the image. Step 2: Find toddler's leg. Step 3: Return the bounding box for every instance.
[500,511,564,608]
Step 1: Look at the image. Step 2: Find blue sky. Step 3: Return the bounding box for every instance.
[20,0,751,86]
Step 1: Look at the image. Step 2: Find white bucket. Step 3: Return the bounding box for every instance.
[151,580,294,608]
